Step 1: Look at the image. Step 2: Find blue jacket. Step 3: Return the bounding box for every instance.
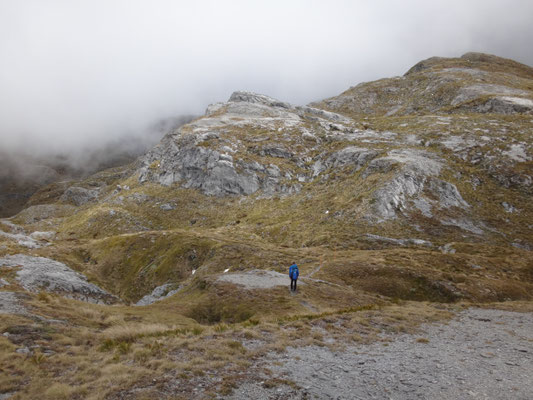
[289,264,299,280]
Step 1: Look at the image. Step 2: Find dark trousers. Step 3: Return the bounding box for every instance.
[290,278,297,292]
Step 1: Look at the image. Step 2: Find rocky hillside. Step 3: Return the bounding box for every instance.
[0,52,532,399]
[314,52,533,116]
[3,52,532,304]
[0,115,195,218]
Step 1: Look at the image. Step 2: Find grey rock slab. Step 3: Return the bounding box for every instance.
[15,347,30,354]
[440,243,456,254]
[365,149,443,177]
[0,219,24,234]
[139,142,261,196]
[475,96,533,114]
[363,234,433,248]
[502,202,517,213]
[29,231,56,241]
[0,230,43,249]
[502,143,531,162]
[135,283,182,306]
[217,270,304,290]
[441,218,484,235]
[0,291,28,315]
[228,90,352,123]
[365,149,470,221]
[60,186,99,206]
[451,84,529,106]
[372,172,427,219]
[428,179,469,209]
[1,219,47,249]
[138,90,353,198]
[0,254,118,304]
[296,105,352,124]
[229,91,292,110]
[254,145,293,159]
[327,146,378,170]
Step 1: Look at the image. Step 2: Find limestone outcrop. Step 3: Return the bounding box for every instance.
[314,53,533,116]
[138,91,352,197]
[0,254,118,304]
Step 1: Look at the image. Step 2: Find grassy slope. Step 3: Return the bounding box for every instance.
[314,53,533,117]
[1,53,532,398]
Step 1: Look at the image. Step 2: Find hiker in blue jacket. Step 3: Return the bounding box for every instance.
[289,262,299,292]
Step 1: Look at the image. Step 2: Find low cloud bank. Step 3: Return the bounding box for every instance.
[1,1,532,165]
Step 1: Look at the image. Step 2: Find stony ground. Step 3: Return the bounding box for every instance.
[217,270,294,289]
[230,308,533,400]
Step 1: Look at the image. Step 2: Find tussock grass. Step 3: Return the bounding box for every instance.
[186,297,255,324]
[6,57,533,397]
[0,288,493,400]
[43,383,77,400]
[101,323,175,341]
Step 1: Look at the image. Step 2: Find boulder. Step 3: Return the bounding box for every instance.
[61,186,99,206]
[135,283,181,306]
[0,254,118,304]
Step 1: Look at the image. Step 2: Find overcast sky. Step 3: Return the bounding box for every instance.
[1,0,532,155]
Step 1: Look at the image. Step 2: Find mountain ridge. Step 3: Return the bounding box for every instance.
[0,51,532,398]
[314,52,533,117]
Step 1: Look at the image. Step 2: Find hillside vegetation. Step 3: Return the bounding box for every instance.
[0,52,532,399]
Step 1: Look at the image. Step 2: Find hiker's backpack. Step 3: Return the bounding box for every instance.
[290,264,299,279]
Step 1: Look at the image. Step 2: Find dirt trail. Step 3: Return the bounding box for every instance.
[230,308,533,400]
[217,270,297,289]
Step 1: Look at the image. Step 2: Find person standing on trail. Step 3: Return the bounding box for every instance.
[289,262,299,292]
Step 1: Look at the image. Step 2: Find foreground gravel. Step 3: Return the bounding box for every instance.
[230,308,533,399]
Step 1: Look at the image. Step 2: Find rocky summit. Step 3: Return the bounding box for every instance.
[315,52,533,116]
[1,52,532,399]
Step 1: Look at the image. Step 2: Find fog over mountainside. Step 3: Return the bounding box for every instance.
[2,1,533,215]
[2,1,533,161]
[0,115,195,217]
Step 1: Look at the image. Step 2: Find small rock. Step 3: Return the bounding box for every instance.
[440,243,456,254]
[160,203,175,211]
[135,283,181,306]
[16,347,30,354]
[502,202,517,213]
[29,231,56,241]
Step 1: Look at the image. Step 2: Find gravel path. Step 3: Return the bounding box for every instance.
[217,270,303,289]
[230,308,533,399]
